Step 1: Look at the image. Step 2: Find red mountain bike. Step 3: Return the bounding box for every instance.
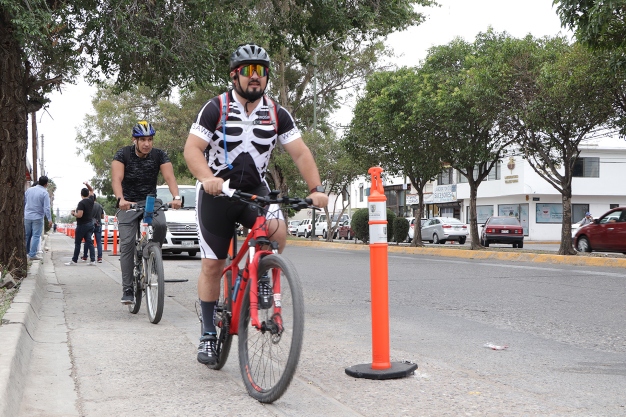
[198,187,313,403]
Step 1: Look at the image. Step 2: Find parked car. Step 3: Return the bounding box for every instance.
[314,213,350,239]
[296,219,313,238]
[481,216,524,248]
[101,215,117,242]
[406,217,428,243]
[574,207,626,254]
[156,185,199,256]
[336,220,354,240]
[421,217,468,244]
[288,220,301,236]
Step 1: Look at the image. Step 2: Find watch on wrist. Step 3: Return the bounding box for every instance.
[173,196,181,200]
[310,185,324,193]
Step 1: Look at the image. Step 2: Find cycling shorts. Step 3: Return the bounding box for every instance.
[195,182,283,259]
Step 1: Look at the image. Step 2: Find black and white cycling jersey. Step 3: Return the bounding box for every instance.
[189,90,301,191]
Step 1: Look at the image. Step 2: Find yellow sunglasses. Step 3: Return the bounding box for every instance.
[237,64,269,77]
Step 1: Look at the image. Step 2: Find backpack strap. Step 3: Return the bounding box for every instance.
[265,95,279,133]
[218,92,233,170]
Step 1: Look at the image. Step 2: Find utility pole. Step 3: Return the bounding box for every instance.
[31,112,38,181]
[40,134,45,175]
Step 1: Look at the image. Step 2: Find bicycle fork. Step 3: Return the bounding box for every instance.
[248,250,283,335]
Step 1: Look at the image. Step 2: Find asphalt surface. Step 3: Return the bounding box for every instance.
[1,233,625,416]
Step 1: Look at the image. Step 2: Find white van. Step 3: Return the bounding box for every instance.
[314,213,350,239]
[156,185,199,257]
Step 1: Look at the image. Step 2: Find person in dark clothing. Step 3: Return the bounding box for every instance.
[111,121,182,304]
[81,183,105,263]
[65,187,96,265]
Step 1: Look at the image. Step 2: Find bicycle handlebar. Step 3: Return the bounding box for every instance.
[200,182,316,212]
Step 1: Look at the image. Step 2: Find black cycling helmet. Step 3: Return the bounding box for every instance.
[132,120,155,137]
[229,43,271,71]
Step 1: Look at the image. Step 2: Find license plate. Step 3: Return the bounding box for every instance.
[501,230,509,234]
[182,240,194,246]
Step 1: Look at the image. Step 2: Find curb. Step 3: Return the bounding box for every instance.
[0,243,48,417]
[287,239,626,268]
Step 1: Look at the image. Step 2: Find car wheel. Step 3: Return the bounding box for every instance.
[433,234,440,244]
[517,241,523,249]
[188,251,197,257]
[305,231,310,238]
[577,236,591,252]
[323,230,327,239]
[458,237,466,245]
[482,237,489,247]
[512,242,518,248]
[407,238,412,243]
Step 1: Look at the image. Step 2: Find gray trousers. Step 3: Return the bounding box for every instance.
[117,203,167,290]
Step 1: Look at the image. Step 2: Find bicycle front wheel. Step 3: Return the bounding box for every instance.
[128,262,142,314]
[144,244,165,324]
[238,254,304,403]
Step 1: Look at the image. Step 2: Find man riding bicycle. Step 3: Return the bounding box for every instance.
[183,43,328,365]
[112,121,183,304]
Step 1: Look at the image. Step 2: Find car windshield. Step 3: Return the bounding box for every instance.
[441,218,463,224]
[156,187,196,208]
[489,217,520,225]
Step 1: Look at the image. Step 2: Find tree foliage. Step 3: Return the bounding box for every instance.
[507,36,616,254]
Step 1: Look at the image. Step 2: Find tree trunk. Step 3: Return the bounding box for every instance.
[558,186,577,255]
[469,183,481,250]
[0,12,29,277]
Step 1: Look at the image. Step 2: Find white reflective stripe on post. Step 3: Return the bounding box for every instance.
[368,202,386,221]
[369,223,387,243]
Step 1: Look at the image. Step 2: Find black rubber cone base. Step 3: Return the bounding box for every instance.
[345,361,418,380]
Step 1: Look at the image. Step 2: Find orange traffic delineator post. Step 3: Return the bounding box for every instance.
[345,166,417,380]
[111,229,119,256]
[103,230,109,252]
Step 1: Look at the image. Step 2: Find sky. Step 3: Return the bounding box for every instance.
[29,0,570,215]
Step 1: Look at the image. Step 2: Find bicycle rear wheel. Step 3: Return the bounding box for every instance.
[204,258,233,370]
[238,254,304,403]
[144,244,165,324]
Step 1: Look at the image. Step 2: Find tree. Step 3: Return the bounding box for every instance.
[1,0,243,275]
[554,0,626,52]
[2,0,434,273]
[507,36,616,254]
[345,68,446,247]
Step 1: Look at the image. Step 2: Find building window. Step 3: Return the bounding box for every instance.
[573,157,599,177]
[438,167,453,185]
[572,204,590,223]
[457,161,501,183]
[359,185,363,202]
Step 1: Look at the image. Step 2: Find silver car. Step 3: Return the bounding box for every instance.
[421,217,468,244]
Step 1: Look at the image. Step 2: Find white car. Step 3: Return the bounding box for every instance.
[314,213,350,239]
[296,219,313,238]
[288,220,301,236]
[156,185,199,257]
[406,217,428,243]
[421,217,468,244]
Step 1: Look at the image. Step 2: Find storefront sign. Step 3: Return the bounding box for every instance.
[432,184,457,203]
[505,175,519,184]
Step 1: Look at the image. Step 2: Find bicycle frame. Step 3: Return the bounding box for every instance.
[223,210,281,335]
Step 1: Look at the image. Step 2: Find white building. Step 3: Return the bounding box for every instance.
[345,138,626,241]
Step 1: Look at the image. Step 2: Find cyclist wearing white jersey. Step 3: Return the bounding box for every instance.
[184,43,328,365]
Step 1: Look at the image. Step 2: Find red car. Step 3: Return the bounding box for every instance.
[574,207,626,254]
[480,216,524,248]
[336,220,354,240]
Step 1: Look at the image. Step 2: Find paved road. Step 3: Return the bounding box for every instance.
[11,234,626,416]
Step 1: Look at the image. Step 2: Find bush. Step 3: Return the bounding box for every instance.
[351,208,369,243]
[386,209,396,242]
[393,217,410,243]
[351,208,401,243]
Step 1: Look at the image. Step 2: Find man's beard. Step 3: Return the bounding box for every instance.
[237,84,264,101]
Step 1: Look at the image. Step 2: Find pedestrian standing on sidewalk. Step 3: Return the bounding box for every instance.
[65,186,96,266]
[24,176,53,261]
[80,183,104,263]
